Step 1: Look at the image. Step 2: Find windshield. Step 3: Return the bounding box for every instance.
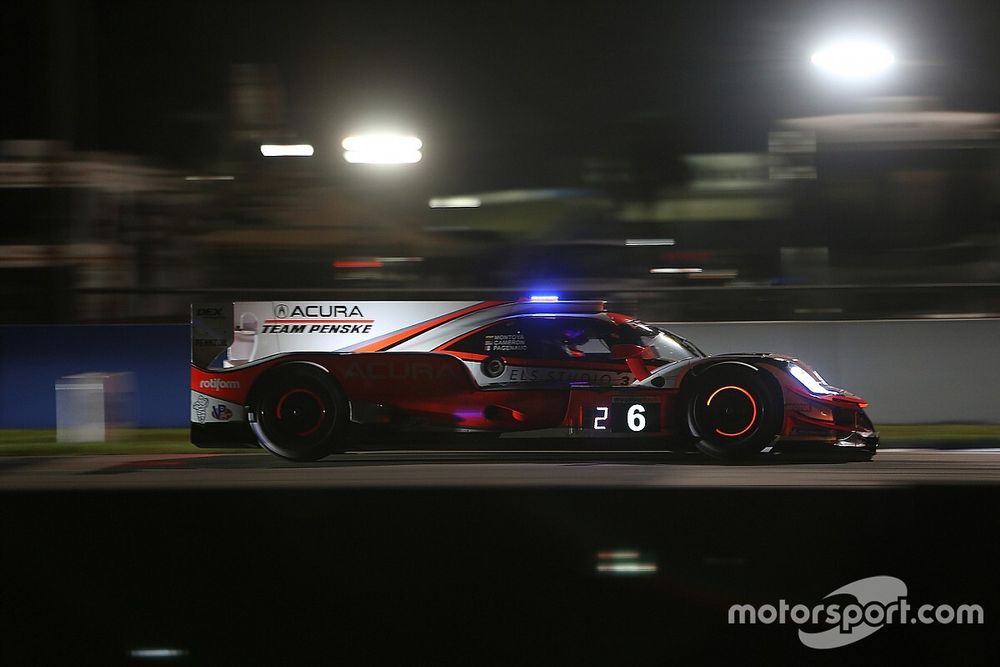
[622,320,705,362]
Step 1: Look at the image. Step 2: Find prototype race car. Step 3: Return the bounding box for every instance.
[190,298,878,461]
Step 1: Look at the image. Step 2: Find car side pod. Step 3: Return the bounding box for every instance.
[610,344,653,381]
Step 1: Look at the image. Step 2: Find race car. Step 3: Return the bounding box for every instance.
[190,298,878,461]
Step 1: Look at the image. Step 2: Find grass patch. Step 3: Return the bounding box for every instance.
[877,424,1000,442]
[0,429,253,456]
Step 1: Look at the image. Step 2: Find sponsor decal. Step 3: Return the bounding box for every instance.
[484,333,526,352]
[211,404,233,421]
[192,395,209,424]
[260,323,374,334]
[505,367,631,386]
[272,304,366,319]
[343,360,461,382]
[728,575,985,649]
[193,338,228,346]
[195,307,224,318]
[263,304,374,334]
[199,378,241,390]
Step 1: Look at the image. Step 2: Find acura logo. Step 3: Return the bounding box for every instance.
[274,304,289,318]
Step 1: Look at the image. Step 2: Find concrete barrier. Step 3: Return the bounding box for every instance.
[1,319,996,428]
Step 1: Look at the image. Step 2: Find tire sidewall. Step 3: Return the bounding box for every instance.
[685,364,781,460]
[249,365,345,461]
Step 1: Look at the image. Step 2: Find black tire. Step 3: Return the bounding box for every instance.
[684,363,782,460]
[248,364,346,461]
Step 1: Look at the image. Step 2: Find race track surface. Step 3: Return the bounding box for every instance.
[4,446,1000,664]
[2,448,999,489]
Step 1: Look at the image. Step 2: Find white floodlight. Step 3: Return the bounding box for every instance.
[342,134,423,164]
[810,38,895,80]
[260,144,314,157]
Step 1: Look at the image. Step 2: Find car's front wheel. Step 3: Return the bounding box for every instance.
[685,363,782,460]
[248,364,346,461]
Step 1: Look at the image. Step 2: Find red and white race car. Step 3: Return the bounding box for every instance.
[190,298,878,461]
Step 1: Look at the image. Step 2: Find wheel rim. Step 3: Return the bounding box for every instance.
[700,384,759,440]
[273,387,329,438]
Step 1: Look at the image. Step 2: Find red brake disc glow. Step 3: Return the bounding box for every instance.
[706,385,758,438]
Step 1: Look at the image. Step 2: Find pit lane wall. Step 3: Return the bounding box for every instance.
[0,319,997,427]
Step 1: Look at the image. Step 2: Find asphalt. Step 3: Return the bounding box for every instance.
[4,446,1000,665]
[2,447,1000,489]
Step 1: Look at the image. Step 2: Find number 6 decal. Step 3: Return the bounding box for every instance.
[627,404,646,432]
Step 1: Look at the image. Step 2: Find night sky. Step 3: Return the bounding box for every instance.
[7,0,1000,182]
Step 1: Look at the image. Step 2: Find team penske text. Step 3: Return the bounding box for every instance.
[261,324,373,334]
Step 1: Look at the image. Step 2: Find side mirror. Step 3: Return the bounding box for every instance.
[610,344,645,360]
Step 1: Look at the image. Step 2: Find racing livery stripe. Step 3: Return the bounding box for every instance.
[350,301,509,352]
[447,350,488,361]
[265,319,375,324]
[432,321,494,352]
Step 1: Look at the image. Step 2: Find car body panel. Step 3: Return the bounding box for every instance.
[191,300,878,457]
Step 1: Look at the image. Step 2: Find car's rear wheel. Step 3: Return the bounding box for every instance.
[685,363,782,460]
[248,364,346,461]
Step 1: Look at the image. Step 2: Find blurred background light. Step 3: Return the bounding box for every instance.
[127,647,188,660]
[625,239,675,246]
[342,134,422,164]
[595,550,658,576]
[810,38,895,79]
[429,196,482,208]
[650,267,703,274]
[260,144,314,157]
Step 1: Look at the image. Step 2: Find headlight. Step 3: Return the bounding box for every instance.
[789,364,834,395]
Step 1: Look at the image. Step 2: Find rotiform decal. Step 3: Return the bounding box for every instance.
[199,378,241,390]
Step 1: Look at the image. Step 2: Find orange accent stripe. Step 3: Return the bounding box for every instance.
[265,319,375,324]
[707,385,758,438]
[353,301,508,352]
[433,321,495,352]
[446,350,488,361]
